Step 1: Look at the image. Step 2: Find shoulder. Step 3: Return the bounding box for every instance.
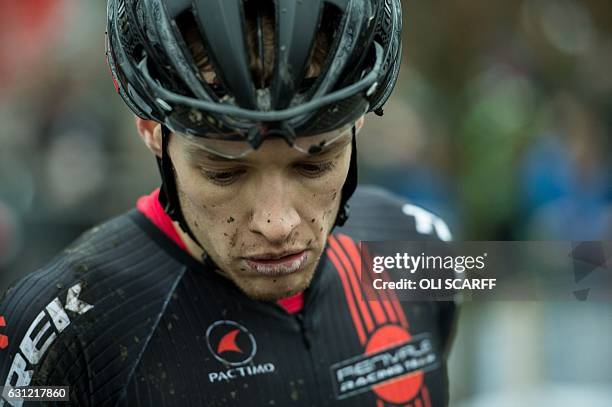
[0,211,145,328]
[340,185,452,242]
[0,210,184,403]
[337,186,459,353]
[0,210,168,321]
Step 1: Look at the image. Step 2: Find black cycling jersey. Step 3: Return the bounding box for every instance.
[0,186,457,407]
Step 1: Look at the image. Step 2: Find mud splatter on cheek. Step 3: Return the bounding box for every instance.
[230,229,239,248]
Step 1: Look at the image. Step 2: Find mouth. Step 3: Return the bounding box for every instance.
[243,250,309,276]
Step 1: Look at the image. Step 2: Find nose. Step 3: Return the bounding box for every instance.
[248,178,300,245]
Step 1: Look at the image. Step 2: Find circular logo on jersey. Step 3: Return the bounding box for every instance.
[206,320,257,366]
[366,325,424,404]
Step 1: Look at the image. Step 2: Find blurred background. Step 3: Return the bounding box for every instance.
[0,0,611,405]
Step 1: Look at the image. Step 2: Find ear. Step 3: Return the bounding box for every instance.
[356,115,365,131]
[135,117,163,157]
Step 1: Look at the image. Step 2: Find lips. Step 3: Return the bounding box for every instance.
[243,251,308,276]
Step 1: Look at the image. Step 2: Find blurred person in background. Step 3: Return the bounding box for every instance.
[0,1,457,406]
[519,93,612,240]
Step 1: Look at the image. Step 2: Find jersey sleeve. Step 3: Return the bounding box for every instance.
[0,260,96,406]
[0,211,187,407]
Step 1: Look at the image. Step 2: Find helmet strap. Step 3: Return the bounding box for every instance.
[332,126,358,229]
[157,125,218,268]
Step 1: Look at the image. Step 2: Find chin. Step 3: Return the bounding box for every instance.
[235,267,316,302]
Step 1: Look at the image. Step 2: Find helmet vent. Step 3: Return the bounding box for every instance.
[374,0,393,47]
[243,0,276,89]
[296,2,339,95]
[176,10,227,98]
[117,0,128,34]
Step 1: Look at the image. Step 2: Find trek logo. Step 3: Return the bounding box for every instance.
[206,320,276,383]
[331,332,439,400]
[0,316,7,349]
[1,283,93,407]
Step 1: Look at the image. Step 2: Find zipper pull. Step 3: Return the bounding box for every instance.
[296,313,311,349]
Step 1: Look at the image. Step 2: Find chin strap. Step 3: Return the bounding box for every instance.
[156,125,359,260]
[157,126,217,267]
[331,126,358,231]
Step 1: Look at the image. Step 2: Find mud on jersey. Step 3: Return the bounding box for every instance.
[0,186,457,406]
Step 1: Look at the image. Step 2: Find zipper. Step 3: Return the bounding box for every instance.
[295,312,327,405]
[295,312,311,349]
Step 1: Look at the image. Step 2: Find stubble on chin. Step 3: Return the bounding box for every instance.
[231,256,322,302]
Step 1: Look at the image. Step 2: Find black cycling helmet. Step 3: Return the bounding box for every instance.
[106,0,402,247]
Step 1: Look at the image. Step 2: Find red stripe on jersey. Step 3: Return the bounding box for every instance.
[336,235,388,326]
[361,245,399,324]
[328,236,375,334]
[368,249,409,329]
[327,247,367,344]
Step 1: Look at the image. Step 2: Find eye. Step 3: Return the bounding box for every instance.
[295,161,336,178]
[200,168,245,185]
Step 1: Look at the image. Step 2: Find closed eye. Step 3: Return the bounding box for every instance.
[294,161,336,178]
[200,168,246,185]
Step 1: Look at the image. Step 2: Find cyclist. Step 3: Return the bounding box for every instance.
[0,1,457,405]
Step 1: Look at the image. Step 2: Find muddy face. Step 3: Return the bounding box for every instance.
[169,134,352,301]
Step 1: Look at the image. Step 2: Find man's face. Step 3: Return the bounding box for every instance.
[167,128,353,301]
